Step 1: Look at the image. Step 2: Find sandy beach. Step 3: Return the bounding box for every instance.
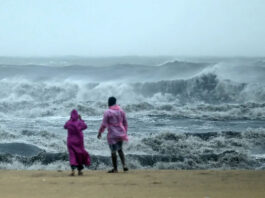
[0,170,264,198]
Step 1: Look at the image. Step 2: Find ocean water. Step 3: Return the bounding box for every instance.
[0,56,265,170]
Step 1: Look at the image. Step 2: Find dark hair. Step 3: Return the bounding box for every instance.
[108,96,116,107]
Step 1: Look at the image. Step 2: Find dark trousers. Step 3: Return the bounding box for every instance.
[71,165,84,171]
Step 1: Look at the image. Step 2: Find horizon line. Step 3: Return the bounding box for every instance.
[0,55,264,58]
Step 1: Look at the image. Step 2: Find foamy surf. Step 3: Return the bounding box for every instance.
[0,56,265,170]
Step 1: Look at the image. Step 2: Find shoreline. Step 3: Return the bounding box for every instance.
[0,170,264,198]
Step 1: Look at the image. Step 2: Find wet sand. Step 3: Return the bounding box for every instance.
[0,170,264,198]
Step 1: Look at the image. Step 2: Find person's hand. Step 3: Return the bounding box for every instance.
[97,133,102,139]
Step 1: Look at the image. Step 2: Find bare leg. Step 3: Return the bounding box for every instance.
[109,152,118,173]
[70,166,75,176]
[118,149,128,171]
[78,165,84,176]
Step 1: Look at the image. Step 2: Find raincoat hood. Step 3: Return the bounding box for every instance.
[109,105,120,110]
[71,109,79,121]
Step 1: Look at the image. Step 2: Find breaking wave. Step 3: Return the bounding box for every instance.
[1,57,265,170]
[1,129,265,170]
[1,72,265,120]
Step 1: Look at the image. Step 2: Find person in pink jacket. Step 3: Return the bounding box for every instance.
[98,97,129,173]
[64,109,90,176]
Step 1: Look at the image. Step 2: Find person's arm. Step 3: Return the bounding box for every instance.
[122,111,128,132]
[80,120,87,130]
[79,115,87,130]
[64,121,69,129]
[98,111,108,139]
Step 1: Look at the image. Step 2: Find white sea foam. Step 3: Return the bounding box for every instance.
[0,57,265,169]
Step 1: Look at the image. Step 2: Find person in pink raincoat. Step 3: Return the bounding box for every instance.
[64,109,90,176]
[97,96,129,173]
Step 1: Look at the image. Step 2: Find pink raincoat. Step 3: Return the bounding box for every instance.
[99,105,128,145]
[64,109,90,167]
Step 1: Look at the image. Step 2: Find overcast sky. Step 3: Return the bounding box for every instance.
[0,0,265,56]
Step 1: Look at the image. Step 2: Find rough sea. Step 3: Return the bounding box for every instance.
[0,56,265,170]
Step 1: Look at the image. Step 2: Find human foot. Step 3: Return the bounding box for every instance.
[107,169,118,173]
[78,171,83,176]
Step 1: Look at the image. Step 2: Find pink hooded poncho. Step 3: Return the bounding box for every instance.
[64,109,90,167]
[99,105,128,145]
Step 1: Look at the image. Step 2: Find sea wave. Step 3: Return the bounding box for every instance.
[1,72,265,120]
[1,58,265,170]
[0,129,264,170]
